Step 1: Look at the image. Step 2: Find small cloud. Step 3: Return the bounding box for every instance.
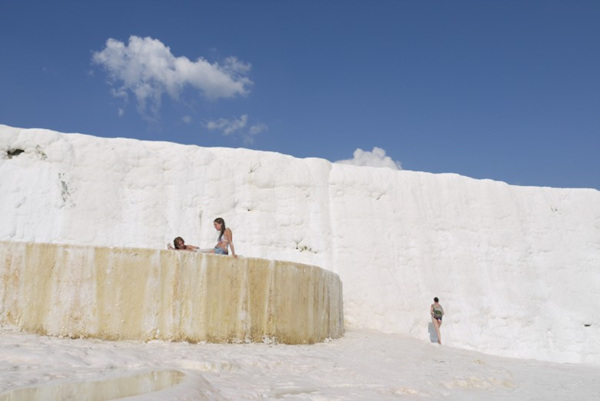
[335,147,402,170]
[249,123,268,136]
[206,115,267,144]
[118,108,125,117]
[92,35,253,117]
[182,115,192,124]
[244,123,268,145]
[206,114,248,136]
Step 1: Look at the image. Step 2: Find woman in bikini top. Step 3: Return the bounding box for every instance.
[212,217,237,257]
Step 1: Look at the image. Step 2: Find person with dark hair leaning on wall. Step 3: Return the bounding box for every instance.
[167,237,199,252]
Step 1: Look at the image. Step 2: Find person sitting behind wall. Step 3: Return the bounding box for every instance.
[167,236,199,252]
[201,217,237,258]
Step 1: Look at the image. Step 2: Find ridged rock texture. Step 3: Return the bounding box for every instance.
[1,125,599,363]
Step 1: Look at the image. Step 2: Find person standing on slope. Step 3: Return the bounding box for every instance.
[431,297,444,344]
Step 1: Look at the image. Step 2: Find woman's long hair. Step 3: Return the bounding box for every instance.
[214,217,226,239]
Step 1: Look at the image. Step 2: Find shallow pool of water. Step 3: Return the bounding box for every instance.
[0,370,185,401]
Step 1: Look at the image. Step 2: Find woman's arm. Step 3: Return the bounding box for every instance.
[226,228,237,258]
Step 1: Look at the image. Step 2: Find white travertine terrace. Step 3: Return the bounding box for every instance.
[1,124,599,363]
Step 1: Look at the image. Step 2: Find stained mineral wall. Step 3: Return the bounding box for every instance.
[0,242,344,344]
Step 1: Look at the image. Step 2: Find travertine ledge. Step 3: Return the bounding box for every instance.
[0,242,344,344]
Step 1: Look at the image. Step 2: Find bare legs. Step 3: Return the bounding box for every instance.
[432,317,442,345]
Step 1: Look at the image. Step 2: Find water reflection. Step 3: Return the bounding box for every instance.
[0,370,184,401]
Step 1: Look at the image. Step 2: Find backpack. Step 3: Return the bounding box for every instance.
[433,305,443,318]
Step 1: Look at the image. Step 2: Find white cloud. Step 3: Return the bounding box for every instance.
[206,115,248,136]
[182,116,192,124]
[249,123,268,136]
[206,115,268,144]
[335,147,402,170]
[92,36,253,116]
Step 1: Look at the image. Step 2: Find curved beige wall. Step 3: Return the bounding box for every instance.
[0,242,344,344]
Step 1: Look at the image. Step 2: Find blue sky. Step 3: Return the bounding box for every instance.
[1,1,599,189]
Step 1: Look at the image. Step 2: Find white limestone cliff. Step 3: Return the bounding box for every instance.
[1,124,599,364]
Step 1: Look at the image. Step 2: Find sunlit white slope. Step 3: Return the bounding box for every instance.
[1,125,599,364]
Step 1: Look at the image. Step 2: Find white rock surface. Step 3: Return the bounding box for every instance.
[1,124,599,364]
